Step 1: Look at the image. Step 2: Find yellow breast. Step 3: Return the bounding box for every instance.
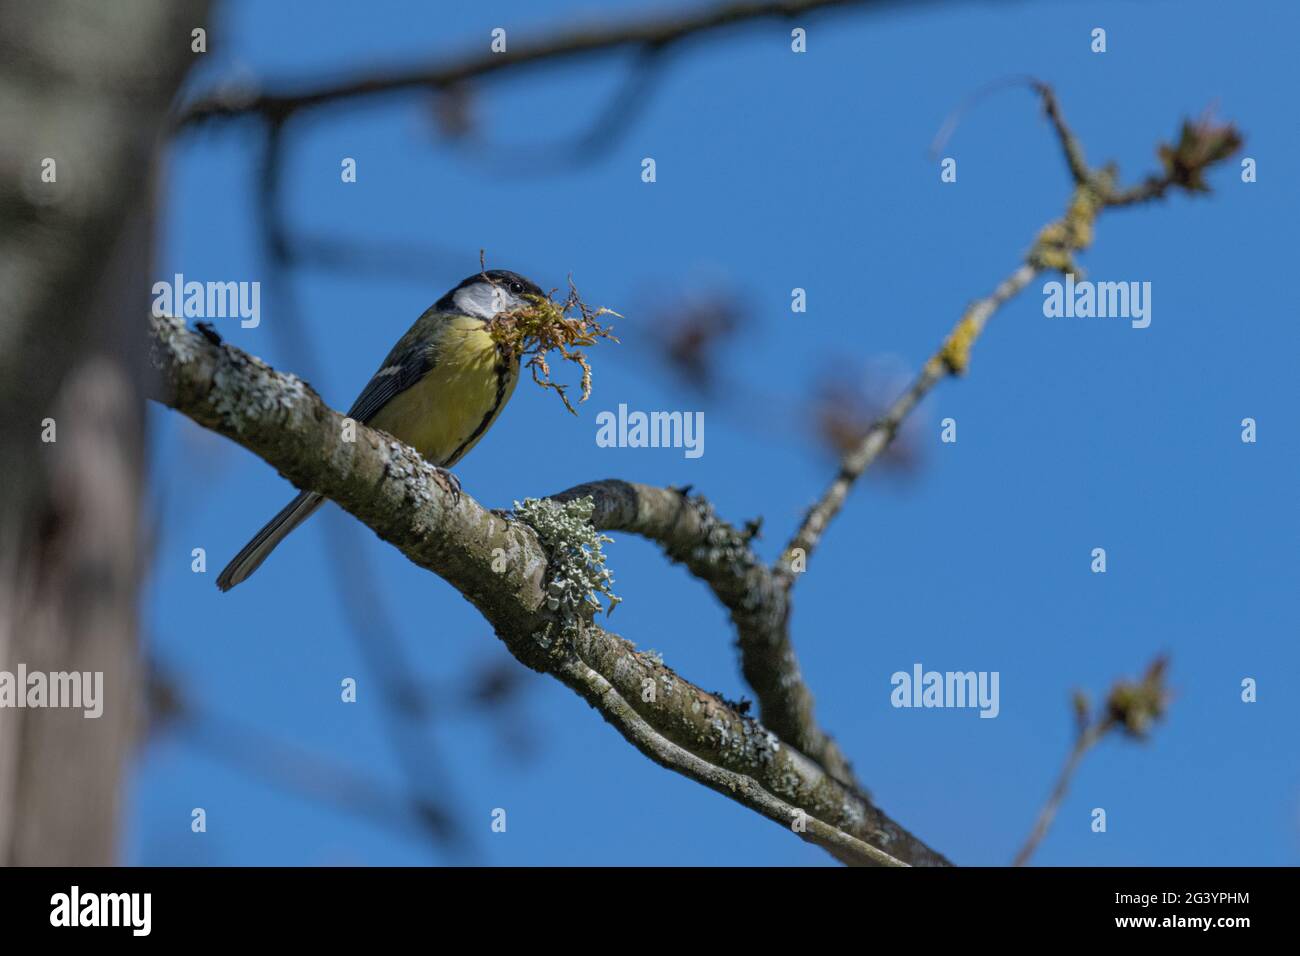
[368,315,518,467]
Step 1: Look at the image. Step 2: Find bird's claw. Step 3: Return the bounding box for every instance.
[433,466,462,502]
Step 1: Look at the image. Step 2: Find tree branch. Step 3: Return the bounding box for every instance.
[778,261,1037,573]
[550,479,862,796]
[174,0,880,128]
[146,313,949,867]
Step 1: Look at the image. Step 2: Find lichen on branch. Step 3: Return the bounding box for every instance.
[513,496,622,651]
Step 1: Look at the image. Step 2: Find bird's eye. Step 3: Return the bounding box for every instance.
[509,281,523,294]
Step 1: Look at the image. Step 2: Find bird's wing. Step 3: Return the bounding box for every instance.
[346,326,435,424]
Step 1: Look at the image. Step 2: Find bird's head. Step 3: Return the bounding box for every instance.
[438,269,545,320]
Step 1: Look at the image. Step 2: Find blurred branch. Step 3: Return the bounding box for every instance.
[644,289,746,395]
[812,361,923,473]
[146,313,948,866]
[320,514,472,855]
[174,0,880,128]
[1012,658,1170,866]
[249,123,472,857]
[183,717,457,842]
[280,232,464,279]
[445,44,672,174]
[148,654,534,852]
[149,668,460,846]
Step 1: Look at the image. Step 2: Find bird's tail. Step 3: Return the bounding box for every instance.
[216,491,324,592]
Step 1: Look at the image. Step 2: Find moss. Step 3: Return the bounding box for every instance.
[488,278,619,415]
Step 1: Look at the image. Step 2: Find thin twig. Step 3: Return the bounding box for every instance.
[1031,80,1090,185]
[1011,717,1112,867]
[778,263,1036,574]
[777,85,1241,579]
[1013,657,1170,865]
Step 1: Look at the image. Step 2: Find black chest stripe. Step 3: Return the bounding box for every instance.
[442,349,513,467]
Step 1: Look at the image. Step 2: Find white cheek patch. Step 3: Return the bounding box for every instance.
[453,282,515,319]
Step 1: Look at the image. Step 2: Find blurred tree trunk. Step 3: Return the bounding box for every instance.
[0,0,205,864]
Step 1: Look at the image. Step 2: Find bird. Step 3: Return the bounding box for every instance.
[216,268,544,591]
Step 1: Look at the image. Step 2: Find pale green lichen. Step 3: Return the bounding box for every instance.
[379,439,448,510]
[149,313,200,368]
[150,314,307,434]
[515,496,621,648]
[206,338,308,434]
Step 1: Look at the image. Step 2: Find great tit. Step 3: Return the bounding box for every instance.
[216,269,544,592]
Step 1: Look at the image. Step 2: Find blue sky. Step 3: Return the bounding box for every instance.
[132,0,1299,865]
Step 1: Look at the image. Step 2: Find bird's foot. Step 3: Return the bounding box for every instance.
[433,466,462,503]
